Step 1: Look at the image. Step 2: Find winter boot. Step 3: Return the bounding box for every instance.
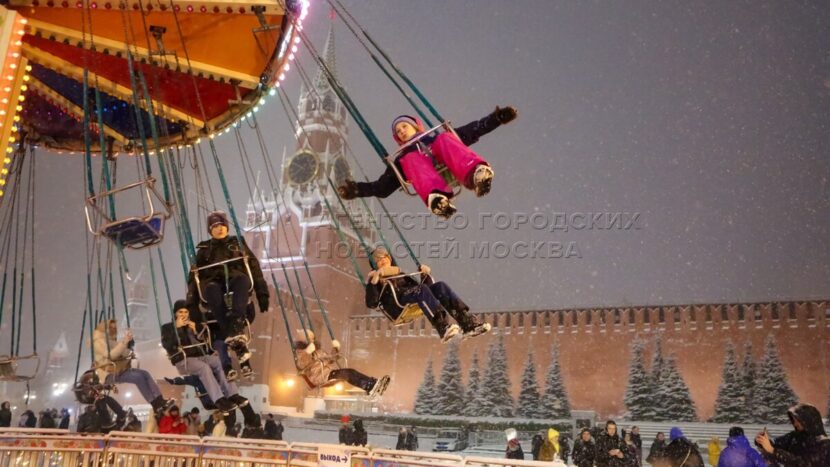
[439,324,461,343]
[463,322,492,339]
[225,368,239,382]
[214,397,238,416]
[239,404,259,427]
[228,340,252,363]
[223,318,249,345]
[240,362,254,379]
[229,394,250,409]
[150,396,176,418]
[428,193,457,219]
[473,164,494,197]
[368,375,391,397]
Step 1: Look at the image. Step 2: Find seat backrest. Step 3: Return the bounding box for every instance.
[0,360,16,379]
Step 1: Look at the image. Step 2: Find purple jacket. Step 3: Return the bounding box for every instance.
[718,436,766,467]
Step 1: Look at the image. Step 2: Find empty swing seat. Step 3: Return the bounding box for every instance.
[102,216,164,249]
[0,354,39,382]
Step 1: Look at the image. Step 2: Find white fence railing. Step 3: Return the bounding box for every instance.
[0,428,561,467]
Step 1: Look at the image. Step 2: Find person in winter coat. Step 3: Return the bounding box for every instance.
[755,403,830,467]
[396,427,412,450]
[531,433,544,460]
[338,106,518,218]
[364,247,490,342]
[351,419,368,447]
[210,410,226,437]
[19,410,36,428]
[718,427,766,467]
[159,406,188,435]
[38,410,56,429]
[58,408,71,430]
[264,414,284,440]
[572,428,596,467]
[186,211,270,374]
[631,426,643,465]
[93,319,173,417]
[161,300,246,415]
[539,428,568,463]
[0,401,11,427]
[624,432,640,467]
[505,438,525,460]
[76,405,101,433]
[295,330,390,396]
[647,432,668,464]
[338,415,353,445]
[596,420,628,466]
[122,409,142,433]
[651,427,704,467]
[709,437,723,466]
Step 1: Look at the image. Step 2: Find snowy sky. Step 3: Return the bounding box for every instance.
[10,0,830,352]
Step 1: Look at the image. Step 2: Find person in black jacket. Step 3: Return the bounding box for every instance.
[38,410,56,429]
[596,420,628,466]
[187,211,270,371]
[76,405,101,433]
[755,403,830,467]
[572,428,596,467]
[505,438,525,460]
[531,433,544,460]
[58,408,71,430]
[352,419,368,446]
[338,415,354,445]
[0,401,11,427]
[364,247,490,342]
[646,432,667,465]
[338,106,517,218]
[657,428,704,467]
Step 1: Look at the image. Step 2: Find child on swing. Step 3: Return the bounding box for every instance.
[294,330,390,397]
[338,106,517,218]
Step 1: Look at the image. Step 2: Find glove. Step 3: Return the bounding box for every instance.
[493,105,518,124]
[304,342,316,354]
[368,270,380,285]
[332,339,341,350]
[419,264,431,276]
[258,296,269,313]
[337,180,359,200]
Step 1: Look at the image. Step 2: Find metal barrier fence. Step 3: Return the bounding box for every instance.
[0,429,558,466]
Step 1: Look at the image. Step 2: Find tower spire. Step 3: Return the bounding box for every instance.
[314,12,337,89]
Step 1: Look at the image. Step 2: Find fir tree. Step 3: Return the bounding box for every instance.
[660,356,697,421]
[624,339,656,421]
[540,343,571,419]
[465,351,483,414]
[434,342,466,415]
[650,335,669,421]
[739,341,757,422]
[711,342,745,423]
[516,352,543,419]
[413,357,438,415]
[754,335,798,424]
[482,336,514,417]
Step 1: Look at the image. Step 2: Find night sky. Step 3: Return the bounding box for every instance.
[3,0,829,354]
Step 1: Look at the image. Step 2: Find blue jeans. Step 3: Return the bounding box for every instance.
[399,281,480,332]
[107,368,161,404]
[175,354,237,403]
[203,275,251,334]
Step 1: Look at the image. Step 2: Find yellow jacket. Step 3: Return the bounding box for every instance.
[708,438,721,466]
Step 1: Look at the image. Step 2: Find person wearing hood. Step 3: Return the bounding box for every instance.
[0,402,11,427]
[338,106,518,218]
[531,433,544,460]
[717,427,766,467]
[365,247,490,342]
[755,403,830,467]
[351,419,368,447]
[709,437,723,467]
[539,428,568,464]
[596,420,628,466]
[295,330,390,396]
[187,211,270,377]
[572,428,596,467]
[38,410,56,429]
[624,431,640,467]
[652,427,703,467]
[505,438,525,460]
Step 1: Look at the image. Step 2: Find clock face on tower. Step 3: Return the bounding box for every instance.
[287,149,319,186]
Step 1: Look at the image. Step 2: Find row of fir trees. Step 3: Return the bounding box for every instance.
[413,337,572,419]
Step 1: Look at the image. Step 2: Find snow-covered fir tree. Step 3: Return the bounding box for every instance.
[753,335,797,424]
[650,335,669,421]
[434,342,466,415]
[540,343,571,419]
[624,338,656,421]
[413,357,438,415]
[711,341,745,423]
[740,341,757,422]
[515,352,543,419]
[465,351,483,414]
[482,336,514,417]
[659,355,697,421]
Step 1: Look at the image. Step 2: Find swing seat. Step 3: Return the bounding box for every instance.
[392,303,424,326]
[385,122,463,198]
[102,215,164,249]
[0,354,40,382]
[376,272,430,326]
